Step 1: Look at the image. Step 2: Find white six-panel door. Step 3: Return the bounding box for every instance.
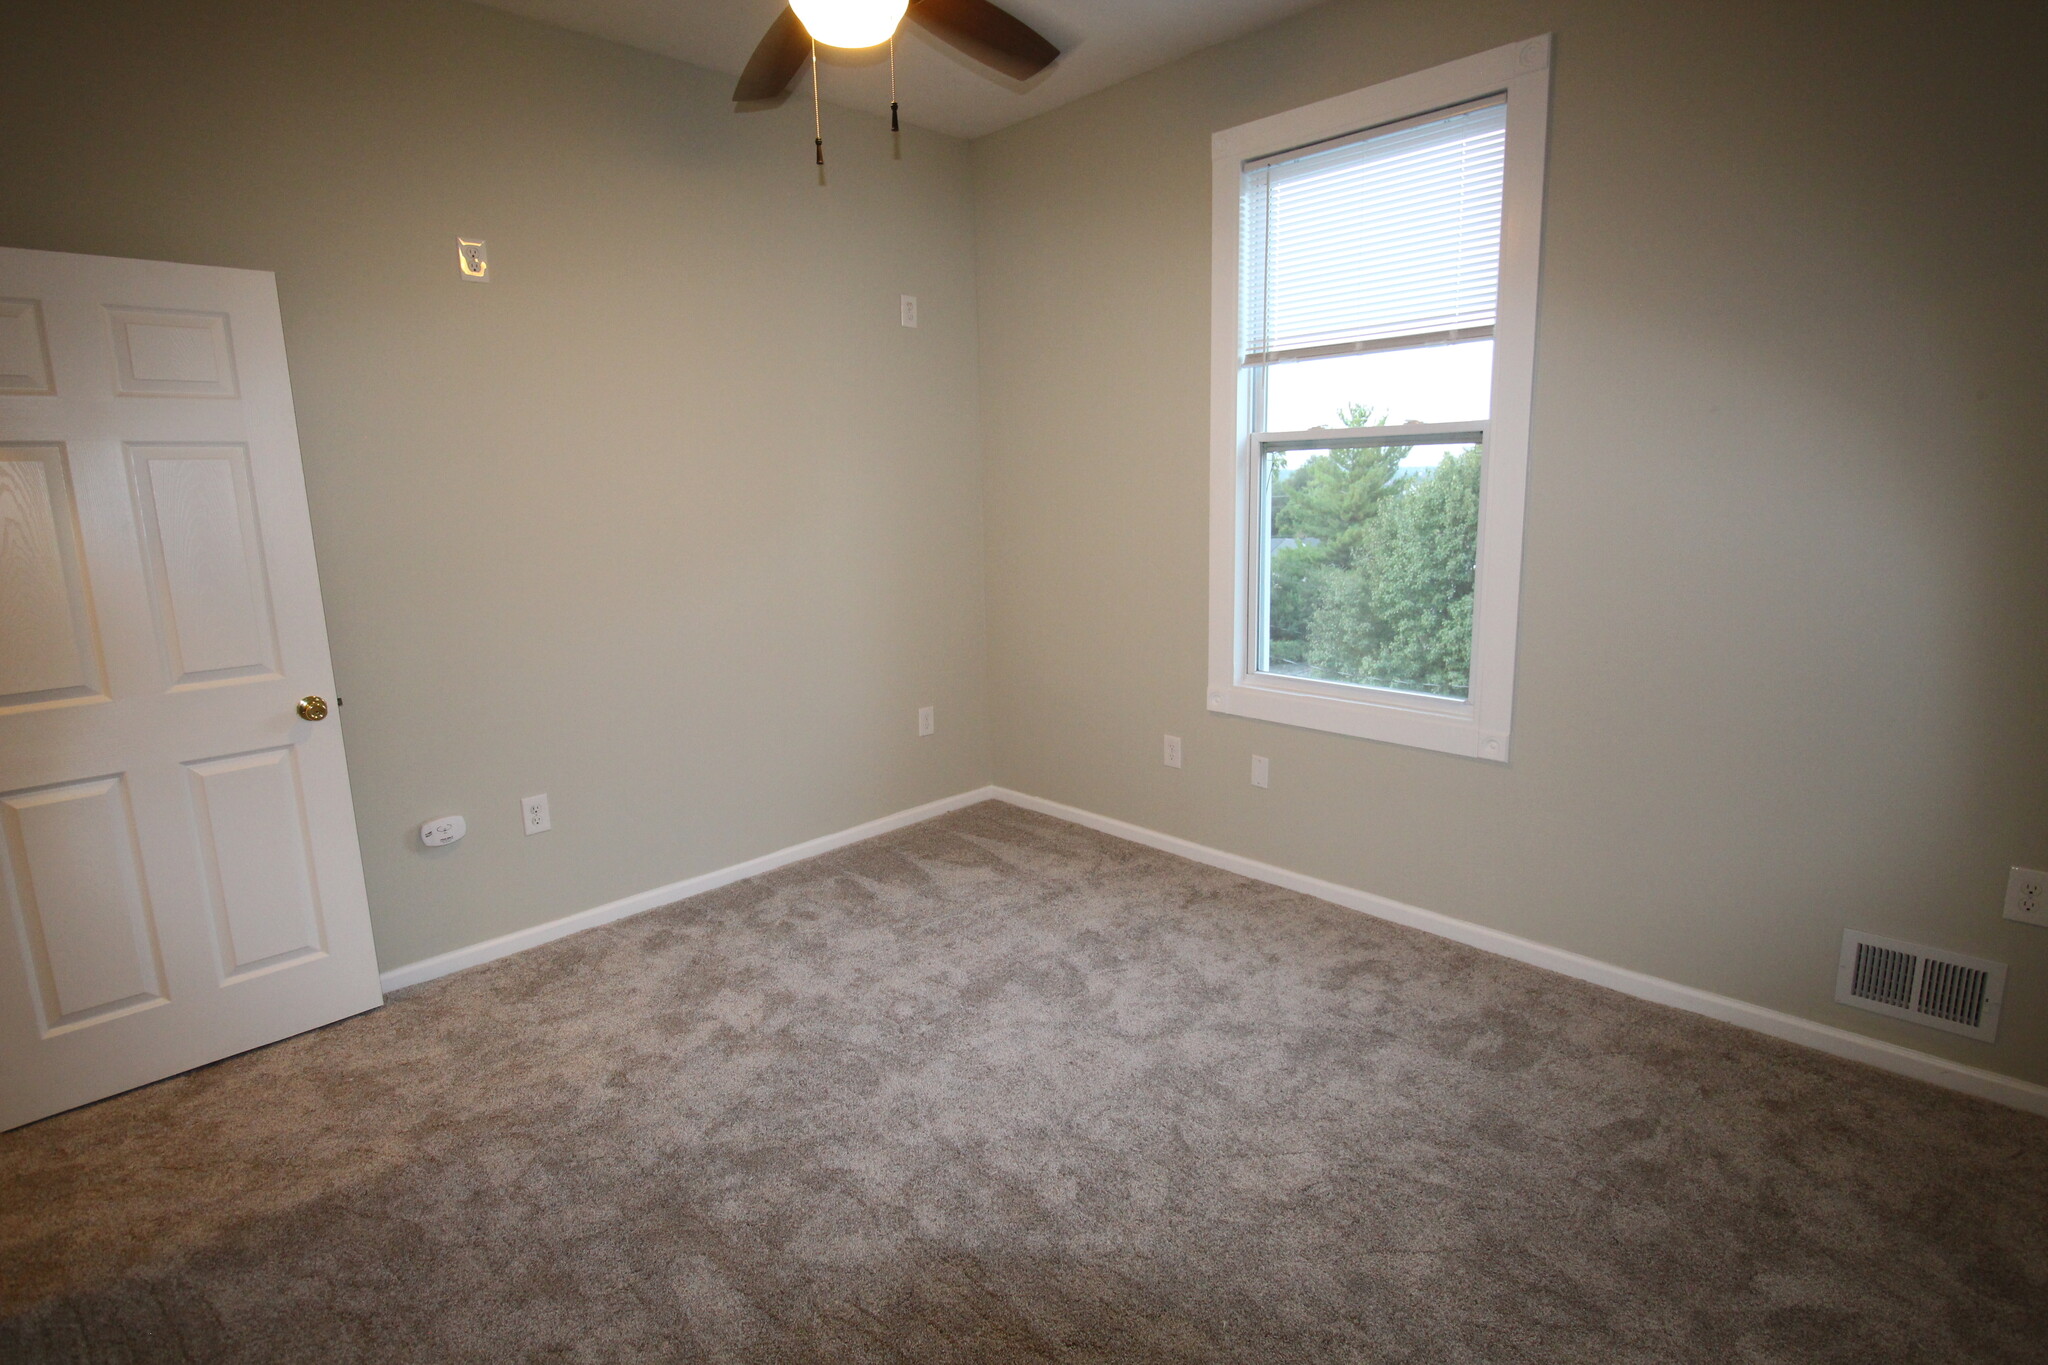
[0,247,381,1130]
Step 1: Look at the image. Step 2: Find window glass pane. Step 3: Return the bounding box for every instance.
[1261,339,1493,432]
[1261,439,1481,700]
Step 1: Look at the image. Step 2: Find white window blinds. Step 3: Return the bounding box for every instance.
[1241,97,1506,363]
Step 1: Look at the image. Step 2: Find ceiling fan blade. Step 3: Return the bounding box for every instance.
[907,0,1058,81]
[733,7,810,103]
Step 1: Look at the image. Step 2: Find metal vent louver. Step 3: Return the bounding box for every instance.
[1836,931,2004,1042]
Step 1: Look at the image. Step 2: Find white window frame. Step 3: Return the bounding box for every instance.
[1207,36,1552,762]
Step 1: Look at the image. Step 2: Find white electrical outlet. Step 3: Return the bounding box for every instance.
[918,705,935,736]
[2006,866,2048,927]
[1251,755,1269,788]
[900,295,919,328]
[1163,735,1182,768]
[420,815,465,847]
[457,237,488,281]
[522,793,551,835]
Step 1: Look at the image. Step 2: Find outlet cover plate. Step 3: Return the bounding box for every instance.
[2006,866,2047,927]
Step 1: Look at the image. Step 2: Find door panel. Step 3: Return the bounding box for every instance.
[130,444,279,686]
[0,247,381,1130]
[185,747,324,979]
[0,443,105,708]
[0,774,165,1034]
[0,299,54,395]
[106,307,238,398]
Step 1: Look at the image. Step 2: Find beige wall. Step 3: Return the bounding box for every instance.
[972,0,2048,1084]
[1,0,991,970]
[7,0,2044,1088]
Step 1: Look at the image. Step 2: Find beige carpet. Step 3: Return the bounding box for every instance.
[2,800,2043,1362]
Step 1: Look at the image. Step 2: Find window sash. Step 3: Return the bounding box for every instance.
[1249,424,1488,701]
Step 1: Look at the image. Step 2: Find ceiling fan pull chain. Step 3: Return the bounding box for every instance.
[890,36,899,133]
[812,39,824,167]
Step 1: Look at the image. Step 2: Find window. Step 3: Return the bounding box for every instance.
[1208,38,1551,761]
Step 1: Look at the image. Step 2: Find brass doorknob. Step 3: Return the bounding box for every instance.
[297,696,330,721]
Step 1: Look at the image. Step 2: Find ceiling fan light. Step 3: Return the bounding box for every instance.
[791,0,908,49]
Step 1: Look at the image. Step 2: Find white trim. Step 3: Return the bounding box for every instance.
[988,787,2048,1118]
[1209,36,1553,763]
[376,786,999,991]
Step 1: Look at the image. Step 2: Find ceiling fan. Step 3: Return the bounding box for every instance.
[734,0,1059,163]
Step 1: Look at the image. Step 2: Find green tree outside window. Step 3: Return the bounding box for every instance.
[1266,403,1480,699]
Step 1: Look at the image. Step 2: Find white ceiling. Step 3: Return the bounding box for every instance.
[470,0,1330,139]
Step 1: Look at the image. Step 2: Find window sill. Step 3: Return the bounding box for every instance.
[1207,674,1509,761]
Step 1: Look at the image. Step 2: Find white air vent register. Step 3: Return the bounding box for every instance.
[1835,930,2005,1042]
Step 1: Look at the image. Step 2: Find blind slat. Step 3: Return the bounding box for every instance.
[1243,100,1507,360]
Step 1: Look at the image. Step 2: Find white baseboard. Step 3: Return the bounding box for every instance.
[379,779,2047,1119]
[377,785,999,992]
[989,787,2048,1119]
